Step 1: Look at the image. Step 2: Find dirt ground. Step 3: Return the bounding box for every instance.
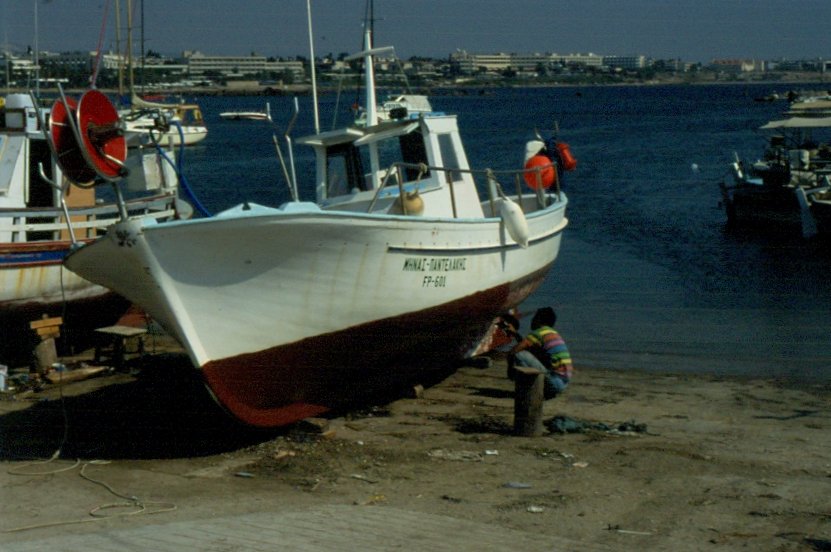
[1,341,830,551]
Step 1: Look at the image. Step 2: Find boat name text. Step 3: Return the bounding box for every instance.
[402,257,467,272]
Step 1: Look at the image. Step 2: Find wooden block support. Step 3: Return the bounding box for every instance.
[30,315,63,342]
[94,325,148,369]
[513,366,545,437]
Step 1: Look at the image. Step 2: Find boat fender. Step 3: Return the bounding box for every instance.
[555,142,577,172]
[524,139,546,163]
[499,198,529,248]
[523,155,556,190]
[391,190,425,215]
[795,187,818,239]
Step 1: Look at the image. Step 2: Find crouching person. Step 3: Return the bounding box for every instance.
[503,307,572,400]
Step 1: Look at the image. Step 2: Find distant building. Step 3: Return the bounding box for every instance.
[709,59,758,74]
[182,51,305,81]
[451,50,604,74]
[603,55,647,70]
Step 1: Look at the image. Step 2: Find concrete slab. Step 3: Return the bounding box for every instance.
[1,505,610,551]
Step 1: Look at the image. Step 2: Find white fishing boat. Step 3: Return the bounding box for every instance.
[122,96,208,146]
[0,91,188,366]
[63,24,575,427]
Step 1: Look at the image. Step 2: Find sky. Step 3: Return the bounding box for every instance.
[2,0,831,64]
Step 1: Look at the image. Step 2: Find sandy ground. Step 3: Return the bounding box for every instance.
[1,342,830,551]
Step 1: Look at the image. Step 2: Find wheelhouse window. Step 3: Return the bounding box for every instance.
[399,130,429,182]
[326,143,366,197]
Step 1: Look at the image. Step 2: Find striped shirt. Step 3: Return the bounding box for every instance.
[525,326,573,380]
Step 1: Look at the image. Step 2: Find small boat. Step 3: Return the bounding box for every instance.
[0,92,189,366]
[219,110,270,122]
[63,21,575,428]
[720,109,831,237]
[354,94,433,126]
[122,96,209,146]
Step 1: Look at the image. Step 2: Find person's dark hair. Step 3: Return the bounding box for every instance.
[500,313,520,331]
[530,307,556,329]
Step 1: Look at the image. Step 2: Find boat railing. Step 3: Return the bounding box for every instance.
[0,196,177,243]
[367,161,563,217]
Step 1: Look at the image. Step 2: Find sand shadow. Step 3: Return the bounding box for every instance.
[0,354,283,460]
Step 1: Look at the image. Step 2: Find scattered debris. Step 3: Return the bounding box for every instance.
[350,473,378,484]
[45,364,108,384]
[356,494,386,506]
[526,505,545,513]
[546,415,648,435]
[503,481,532,489]
[607,524,652,536]
[428,448,483,462]
[273,450,296,460]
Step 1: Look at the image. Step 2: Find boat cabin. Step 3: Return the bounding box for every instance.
[297,113,485,219]
[0,94,80,243]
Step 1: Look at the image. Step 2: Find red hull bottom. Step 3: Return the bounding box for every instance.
[201,268,550,427]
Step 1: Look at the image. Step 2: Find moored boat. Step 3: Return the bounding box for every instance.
[63,22,575,428]
[720,111,831,237]
[0,92,188,366]
[122,96,209,146]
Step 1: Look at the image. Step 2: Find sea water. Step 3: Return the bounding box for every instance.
[178,83,831,382]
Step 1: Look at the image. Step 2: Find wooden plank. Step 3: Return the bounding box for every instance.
[45,365,108,384]
[36,327,61,339]
[95,325,148,337]
[29,316,63,330]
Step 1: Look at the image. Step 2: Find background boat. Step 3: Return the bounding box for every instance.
[0,92,186,367]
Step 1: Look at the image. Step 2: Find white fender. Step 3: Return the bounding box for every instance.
[524,139,546,163]
[499,197,529,248]
[795,187,818,239]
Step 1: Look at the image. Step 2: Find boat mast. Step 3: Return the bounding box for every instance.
[362,28,379,126]
[115,0,124,99]
[33,1,39,98]
[306,0,320,134]
[140,0,145,93]
[126,0,134,103]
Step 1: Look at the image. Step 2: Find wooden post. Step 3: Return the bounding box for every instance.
[513,366,545,437]
[29,315,63,376]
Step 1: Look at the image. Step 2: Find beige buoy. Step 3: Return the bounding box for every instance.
[391,190,424,215]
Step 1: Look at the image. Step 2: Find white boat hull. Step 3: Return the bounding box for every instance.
[66,199,567,426]
[125,125,208,146]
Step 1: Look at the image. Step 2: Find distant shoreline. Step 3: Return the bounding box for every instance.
[9,75,829,99]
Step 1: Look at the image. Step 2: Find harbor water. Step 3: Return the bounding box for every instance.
[178,83,831,383]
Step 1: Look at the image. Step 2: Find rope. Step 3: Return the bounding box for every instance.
[151,121,212,217]
[3,460,177,533]
[3,370,176,533]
